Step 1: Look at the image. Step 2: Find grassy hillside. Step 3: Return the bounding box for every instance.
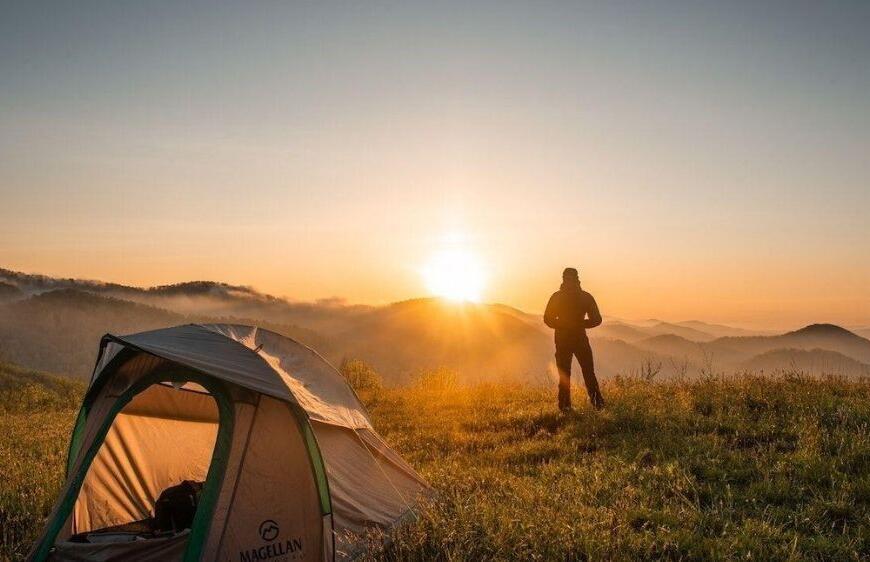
[0,362,83,414]
[360,374,870,560]
[0,363,83,561]
[2,366,869,560]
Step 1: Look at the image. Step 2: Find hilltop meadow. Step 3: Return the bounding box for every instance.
[2,360,869,561]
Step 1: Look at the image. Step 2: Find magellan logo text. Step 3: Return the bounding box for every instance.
[239,519,303,561]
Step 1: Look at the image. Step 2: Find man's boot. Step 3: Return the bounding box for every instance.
[589,388,604,411]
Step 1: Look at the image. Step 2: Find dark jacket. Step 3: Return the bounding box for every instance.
[544,282,602,341]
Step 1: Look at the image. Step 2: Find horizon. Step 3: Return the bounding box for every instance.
[2,264,867,333]
[2,2,869,329]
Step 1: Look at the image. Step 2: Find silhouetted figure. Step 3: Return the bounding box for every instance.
[544,268,604,411]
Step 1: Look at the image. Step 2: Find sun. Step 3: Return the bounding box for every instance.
[422,247,486,302]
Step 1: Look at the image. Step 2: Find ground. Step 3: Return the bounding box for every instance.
[1,367,869,560]
[359,373,870,561]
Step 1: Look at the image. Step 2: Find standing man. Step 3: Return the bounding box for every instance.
[544,267,604,411]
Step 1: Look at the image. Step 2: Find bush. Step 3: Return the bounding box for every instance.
[340,359,383,393]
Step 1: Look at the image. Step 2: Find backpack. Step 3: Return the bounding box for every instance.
[153,480,203,532]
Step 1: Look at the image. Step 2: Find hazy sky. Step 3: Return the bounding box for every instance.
[1,1,868,328]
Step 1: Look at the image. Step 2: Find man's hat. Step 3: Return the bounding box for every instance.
[562,267,579,281]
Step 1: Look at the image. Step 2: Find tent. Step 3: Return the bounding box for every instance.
[29,324,429,561]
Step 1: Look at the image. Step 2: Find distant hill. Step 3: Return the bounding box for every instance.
[0,267,370,333]
[0,289,554,384]
[0,281,22,302]
[673,320,763,338]
[594,320,763,344]
[334,298,552,384]
[0,288,332,378]
[635,334,705,357]
[594,321,651,342]
[0,289,186,376]
[628,325,870,378]
[2,267,868,383]
[849,326,870,341]
[714,324,870,366]
[645,322,716,342]
[742,348,870,378]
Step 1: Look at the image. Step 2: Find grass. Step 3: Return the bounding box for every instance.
[0,363,83,415]
[356,373,870,561]
[0,363,83,561]
[1,367,869,560]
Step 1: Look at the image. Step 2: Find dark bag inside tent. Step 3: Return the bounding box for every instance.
[68,479,204,544]
[154,480,203,533]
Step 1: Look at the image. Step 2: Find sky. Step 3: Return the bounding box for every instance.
[1,1,868,329]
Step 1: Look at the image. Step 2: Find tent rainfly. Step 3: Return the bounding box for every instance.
[29,324,429,562]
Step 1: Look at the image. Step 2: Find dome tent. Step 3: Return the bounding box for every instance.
[30,324,429,561]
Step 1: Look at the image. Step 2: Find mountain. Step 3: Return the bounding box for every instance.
[0,289,186,376]
[645,322,715,342]
[673,320,764,338]
[334,298,552,384]
[632,324,870,376]
[742,348,870,378]
[1,267,868,383]
[0,268,370,333]
[594,321,651,342]
[0,288,555,384]
[851,327,870,341]
[714,324,870,366]
[635,334,705,357]
[0,281,22,302]
[0,288,333,378]
[593,320,759,343]
[488,303,546,330]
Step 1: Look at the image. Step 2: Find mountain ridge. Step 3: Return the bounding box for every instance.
[1,267,868,383]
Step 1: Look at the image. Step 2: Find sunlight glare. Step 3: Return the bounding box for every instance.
[422,247,486,302]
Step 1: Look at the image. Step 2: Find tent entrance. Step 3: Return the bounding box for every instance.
[72,381,220,539]
[34,372,235,562]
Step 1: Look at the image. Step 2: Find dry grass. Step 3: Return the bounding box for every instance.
[357,373,870,561]
[2,368,869,560]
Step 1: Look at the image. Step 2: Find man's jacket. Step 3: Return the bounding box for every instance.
[544,281,602,342]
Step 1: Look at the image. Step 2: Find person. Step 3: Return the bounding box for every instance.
[543,267,604,411]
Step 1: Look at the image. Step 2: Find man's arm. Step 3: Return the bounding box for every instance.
[543,293,560,329]
[584,294,602,329]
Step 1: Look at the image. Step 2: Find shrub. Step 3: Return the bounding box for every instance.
[339,358,383,393]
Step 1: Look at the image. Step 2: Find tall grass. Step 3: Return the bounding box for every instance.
[0,363,82,561]
[0,363,82,415]
[1,368,869,560]
[357,373,870,560]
